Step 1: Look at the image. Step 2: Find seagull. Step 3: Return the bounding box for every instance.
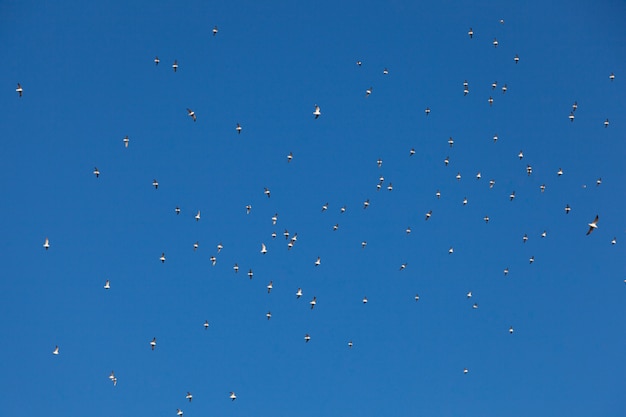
[43,237,50,250]
[53,345,59,355]
[383,68,389,75]
[529,256,535,264]
[604,119,609,128]
[284,229,290,240]
[195,210,201,221]
[444,156,449,166]
[321,203,328,212]
[175,206,181,215]
[213,26,218,36]
[340,205,346,213]
[468,27,473,38]
[186,108,196,121]
[177,409,183,417]
[93,167,100,178]
[501,84,507,94]
[233,263,239,273]
[399,263,407,271]
[405,226,411,234]
[509,326,514,334]
[172,60,178,72]
[596,178,602,186]
[609,72,615,81]
[377,158,383,167]
[154,56,159,65]
[150,337,156,350]
[518,150,524,159]
[586,215,599,235]
[361,241,367,248]
[363,199,370,209]
[569,112,575,122]
[463,80,468,89]
[472,303,478,309]
[356,60,362,66]
[310,296,317,309]
[313,104,321,119]
[387,183,393,191]
[246,205,252,214]
[488,96,494,106]
[16,83,23,97]
[493,134,498,143]
[565,204,571,214]
[153,179,159,189]
[210,256,216,266]
[123,136,129,148]
[267,281,273,293]
[333,224,339,231]
[264,187,271,198]
[296,288,302,298]
[217,242,223,253]
[449,247,454,254]
[186,392,193,402]
[492,81,498,90]
[493,38,498,47]
[348,341,353,348]
[204,320,209,329]
[611,237,616,245]
[514,54,519,64]
[365,86,373,97]
[464,368,469,374]
[541,230,547,238]
[436,190,441,199]
[409,148,415,156]
[489,179,496,189]
[248,269,253,279]
[304,334,311,343]
[526,165,532,176]
[104,280,110,290]
[523,234,528,243]
[503,267,509,276]
[414,294,420,302]
[448,137,454,147]
[425,210,432,220]
[572,101,578,112]
[272,213,278,224]
[109,371,117,386]
[476,172,482,180]
[362,296,368,304]
[314,257,321,266]
[462,197,468,205]
[483,215,490,223]
[160,252,166,263]
[510,191,516,201]
[456,172,461,181]
[557,168,563,176]
[540,184,546,193]
[260,243,267,254]
[236,123,242,134]
[466,291,472,298]
[287,152,293,162]
[424,106,431,116]
[266,311,272,320]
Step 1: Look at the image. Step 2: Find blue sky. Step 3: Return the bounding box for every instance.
[1,0,625,416]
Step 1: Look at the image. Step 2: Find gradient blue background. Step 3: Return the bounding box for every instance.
[1,0,625,415]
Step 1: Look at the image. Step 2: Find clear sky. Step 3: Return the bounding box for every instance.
[1,0,625,416]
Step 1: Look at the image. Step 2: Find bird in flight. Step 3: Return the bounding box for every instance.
[153,179,159,189]
[172,60,178,72]
[53,345,59,355]
[310,296,317,309]
[104,280,110,290]
[304,334,311,343]
[195,210,201,221]
[514,54,519,64]
[204,320,209,330]
[150,337,156,350]
[213,26,218,36]
[264,187,271,198]
[16,83,23,97]
[93,167,100,178]
[154,56,159,65]
[160,252,166,263]
[468,28,473,38]
[260,243,267,254]
[187,108,196,121]
[493,38,498,47]
[586,215,599,235]
[267,281,273,293]
[186,392,193,402]
[565,204,571,214]
[296,288,303,298]
[365,86,373,97]
[123,136,129,148]
[236,123,242,134]
[109,371,117,386]
[313,105,321,119]
[43,237,50,250]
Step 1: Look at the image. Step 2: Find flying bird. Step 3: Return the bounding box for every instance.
[175,206,181,215]
[246,205,252,214]
[93,167,100,178]
[213,26,218,36]
[160,252,166,263]
[153,179,159,189]
[186,392,193,402]
[195,210,201,221]
[248,269,253,279]
[264,187,271,198]
[586,215,599,235]
[502,84,507,94]
[233,264,239,273]
[260,243,267,254]
[296,288,302,298]
[186,108,196,121]
[425,107,431,116]
[604,119,609,128]
[365,86,373,97]
[104,280,110,290]
[310,296,317,309]
[236,123,242,134]
[609,72,615,81]
[304,334,311,343]
[53,345,59,355]
[488,96,494,106]
[314,257,321,266]
[383,68,389,75]
[493,38,498,47]
[123,136,129,148]
[425,210,432,220]
[565,204,571,214]
[266,311,272,320]
[448,137,454,147]
[150,337,156,350]
[267,281,273,293]
[16,83,23,97]
[468,28,473,38]
[362,296,368,304]
[313,105,321,119]
[569,112,575,122]
[204,320,209,330]
[172,60,178,72]
[43,237,50,250]
[514,54,519,64]
[154,56,159,65]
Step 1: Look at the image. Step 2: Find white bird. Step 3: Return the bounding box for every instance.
[287,152,293,162]
[488,96,494,106]
[493,134,498,143]
[104,280,110,290]
[109,371,117,386]
[377,158,383,167]
[43,237,50,250]
[557,168,563,176]
[195,210,201,221]
[509,326,514,334]
[53,345,59,355]
[340,205,346,213]
[484,215,490,223]
[540,184,546,193]
[365,86,373,97]
[569,112,575,122]
[153,179,159,189]
[314,257,321,266]
[16,83,23,97]
[425,210,432,220]
[611,237,616,245]
[212,26,218,36]
[514,54,519,64]
[186,108,196,121]
[464,368,469,374]
[177,409,183,417]
[383,68,389,75]
[333,224,339,231]
[266,311,272,320]
[609,72,615,81]
[523,233,528,243]
[510,191,516,201]
[348,340,353,348]
[387,183,393,191]
[296,288,302,298]
[586,215,599,235]
[399,263,407,271]
[186,392,193,402]
[436,190,441,199]
[596,178,602,186]
[405,226,411,235]
[448,247,454,254]
[502,84,507,94]
[321,203,328,212]
[175,206,181,215]
[448,137,454,147]
[264,187,271,198]
[150,337,156,351]
[210,256,216,266]
[260,243,267,254]
[271,213,278,224]
[425,107,431,116]
[267,281,273,294]
[310,296,317,309]
[356,60,362,66]
[503,267,509,276]
[160,252,166,263]
[565,204,571,214]
[489,179,495,189]
[476,172,481,180]
[154,56,159,65]
[572,101,578,112]
[409,148,415,156]
[236,123,242,134]
[456,172,461,181]
[492,81,498,90]
[217,242,223,253]
[93,167,100,178]
[248,269,254,279]
[361,241,367,248]
[363,199,370,209]
[313,105,321,119]
[518,150,524,159]
[414,294,420,302]
[462,197,468,205]
[172,60,178,72]
[529,256,535,264]
[362,296,368,304]
[233,263,239,273]
[468,27,473,38]
[444,156,449,166]
[472,303,478,309]
[526,165,532,176]
[123,136,129,148]
[204,320,209,330]
[246,205,252,214]
[541,230,547,238]
[304,334,311,343]
[466,291,472,298]
[493,38,498,47]
[604,119,609,128]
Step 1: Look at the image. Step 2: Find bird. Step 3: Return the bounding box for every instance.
[448,247,454,254]
[283,229,290,240]
[472,303,478,309]
[414,294,420,302]
[586,215,599,235]
[333,224,339,231]
[304,334,311,343]
[93,167,100,178]
[361,241,367,248]
[186,392,193,402]
[365,86,373,97]
[466,291,472,298]
[195,210,201,221]
[488,96,494,106]
[541,230,547,238]
[348,341,353,348]
[109,371,117,386]
[596,178,602,186]
[464,368,469,374]
[321,202,329,212]
[362,296,368,304]
[436,190,441,199]
[186,108,196,121]
[217,243,223,253]
[104,280,110,290]
[526,165,533,176]
[557,168,563,176]
[310,296,317,309]
[43,237,50,250]
[493,134,498,143]
[468,27,473,38]
[503,267,509,276]
[483,215,490,223]
[356,60,362,66]
[236,123,242,134]
[212,26,218,36]
[260,243,267,255]
[264,187,271,198]
[493,38,498,47]
[153,179,159,189]
[340,205,346,213]
[154,56,159,65]
[569,112,575,122]
[448,137,454,147]
[314,257,321,266]
[210,256,216,266]
[604,119,609,128]
[387,183,393,191]
[177,409,183,417]
[492,81,498,90]
[456,172,461,181]
[425,210,432,220]
[529,256,535,264]
[523,234,528,243]
[565,204,571,214]
[609,72,615,81]
[514,54,519,64]
[150,337,156,350]
[572,101,578,112]
[425,107,431,116]
[399,263,407,271]
[267,281,273,293]
[377,158,383,168]
[518,150,524,159]
[271,213,278,224]
[175,206,181,215]
[233,263,239,273]
[16,83,23,97]
[540,184,546,193]
[363,199,370,209]
[476,172,482,180]
[246,205,252,214]
[489,179,496,189]
[462,197,468,205]
[123,136,129,148]
[160,253,166,263]
[53,345,59,355]
[502,84,508,94]
[510,191,516,201]
[405,226,411,235]
[204,320,209,330]
[287,152,293,162]
[611,237,617,245]
[383,68,389,75]
[248,269,254,279]
[509,326,514,334]
[444,156,449,166]
[172,60,178,72]
[266,311,272,320]
[296,288,303,298]
[313,105,321,118]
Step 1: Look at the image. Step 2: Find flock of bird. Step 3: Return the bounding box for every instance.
[15,16,621,415]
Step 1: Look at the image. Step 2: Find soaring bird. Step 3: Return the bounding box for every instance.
[310,296,317,309]
[177,409,183,417]
[175,206,181,215]
[523,234,528,243]
[93,167,100,178]
[260,243,267,255]
[483,215,490,224]
[596,178,602,186]
[304,334,311,343]
[611,237,617,245]
[264,187,271,198]
[233,263,239,273]
[204,320,209,330]
[217,242,223,253]
[104,280,110,290]
[154,56,159,65]
[16,83,23,97]
[526,165,532,176]
[444,156,449,165]
[425,210,432,220]
[362,296,368,304]
[172,60,178,72]
[565,204,571,214]
[468,27,473,38]
[456,172,461,181]
[267,281,273,294]
[186,108,196,121]
[436,190,441,199]
[333,224,339,231]
[123,136,129,148]
[493,38,498,47]
[313,105,321,119]
[387,183,393,191]
[489,180,496,188]
[53,345,59,355]
[502,84,508,94]
[153,179,159,189]
[462,197,468,205]
[287,152,293,162]
[365,86,373,97]
[604,119,609,128]
[488,96,494,106]
[557,168,563,176]
[572,101,578,112]
[492,134,498,143]
[509,326,514,334]
[43,237,50,250]
[377,158,383,167]
[186,392,193,402]
[383,68,389,75]
[296,288,303,298]
[399,263,407,271]
[247,269,253,279]
[160,252,166,263]
[414,294,420,302]
[586,215,599,235]
[314,257,321,266]
[356,60,362,66]
[348,341,353,348]
[609,72,615,81]
[266,311,272,320]
[514,54,519,64]
[466,291,472,298]
[195,210,201,221]
[361,241,367,248]
[476,172,482,180]
[540,184,546,193]
[271,213,278,224]
[569,112,575,122]
[503,267,509,276]
[321,202,328,212]
[109,371,117,386]
[210,256,216,266]
[425,107,431,116]
[510,191,516,201]
[518,150,524,159]
[213,26,218,36]
[246,205,252,214]
[529,256,535,264]
[150,337,156,350]
[363,199,370,209]
[405,226,411,234]
[448,247,454,254]
[492,81,498,90]
[448,137,454,147]
[236,123,242,134]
